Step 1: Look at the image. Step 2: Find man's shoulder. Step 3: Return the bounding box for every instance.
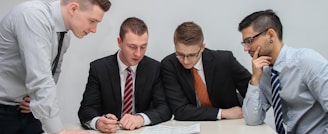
[15,0,51,14]
[140,55,161,67]
[204,48,233,57]
[161,53,177,63]
[202,48,235,63]
[90,54,116,65]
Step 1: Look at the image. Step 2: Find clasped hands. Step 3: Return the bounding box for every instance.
[96,113,144,133]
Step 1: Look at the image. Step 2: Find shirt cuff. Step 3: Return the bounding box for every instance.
[40,115,63,133]
[217,109,222,120]
[137,113,151,125]
[90,116,101,130]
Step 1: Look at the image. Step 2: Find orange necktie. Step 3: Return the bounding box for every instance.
[192,67,212,107]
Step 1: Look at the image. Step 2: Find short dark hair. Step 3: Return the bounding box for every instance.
[62,0,111,12]
[174,21,204,46]
[92,0,111,11]
[238,9,283,40]
[119,17,148,40]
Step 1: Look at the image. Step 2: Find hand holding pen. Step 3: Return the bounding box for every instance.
[96,114,120,133]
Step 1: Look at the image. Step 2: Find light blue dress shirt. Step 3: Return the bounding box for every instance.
[0,0,70,133]
[243,45,328,133]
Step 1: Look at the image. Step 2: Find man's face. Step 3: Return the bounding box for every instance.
[118,31,148,66]
[69,3,105,38]
[175,43,204,69]
[241,26,271,57]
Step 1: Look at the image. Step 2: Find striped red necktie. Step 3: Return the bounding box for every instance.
[123,67,133,115]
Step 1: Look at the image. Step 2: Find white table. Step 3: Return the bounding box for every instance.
[65,119,276,134]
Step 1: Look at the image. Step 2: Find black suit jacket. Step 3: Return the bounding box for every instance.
[161,48,251,121]
[78,53,172,129]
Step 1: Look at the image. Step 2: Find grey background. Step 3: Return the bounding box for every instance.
[1,0,328,129]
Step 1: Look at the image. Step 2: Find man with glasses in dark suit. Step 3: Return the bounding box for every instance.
[161,21,251,121]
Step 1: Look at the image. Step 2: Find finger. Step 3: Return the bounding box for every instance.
[20,109,31,113]
[253,56,271,66]
[19,101,29,107]
[19,104,29,110]
[119,114,129,124]
[252,47,261,59]
[105,114,118,120]
[258,58,271,66]
[125,120,136,130]
[23,96,31,102]
[102,124,117,133]
[101,117,119,126]
[120,121,130,130]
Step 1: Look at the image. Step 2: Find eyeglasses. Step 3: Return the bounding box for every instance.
[176,47,202,61]
[241,28,269,47]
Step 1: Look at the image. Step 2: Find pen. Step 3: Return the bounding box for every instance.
[103,115,122,129]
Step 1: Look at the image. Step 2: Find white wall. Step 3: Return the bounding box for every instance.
[1,0,328,130]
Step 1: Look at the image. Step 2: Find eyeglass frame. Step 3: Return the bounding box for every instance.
[241,28,269,47]
[175,46,202,61]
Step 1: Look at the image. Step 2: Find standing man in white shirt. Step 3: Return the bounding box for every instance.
[0,0,111,133]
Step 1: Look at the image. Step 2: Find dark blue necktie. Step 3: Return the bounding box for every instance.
[52,32,66,75]
[271,69,285,134]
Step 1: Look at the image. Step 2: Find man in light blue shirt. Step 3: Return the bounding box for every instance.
[238,9,328,133]
[0,0,111,133]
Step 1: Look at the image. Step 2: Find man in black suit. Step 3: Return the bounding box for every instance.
[161,21,251,121]
[78,17,171,133]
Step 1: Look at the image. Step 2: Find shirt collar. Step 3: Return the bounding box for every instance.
[51,0,66,32]
[117,50,138,74]
[273,44,289,72]
[193,56,204,71]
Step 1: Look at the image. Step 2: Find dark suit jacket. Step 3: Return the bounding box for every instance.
[161,48,251,121]
[78,53,172,129]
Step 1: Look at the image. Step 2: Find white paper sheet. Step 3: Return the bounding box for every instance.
[141,123,200,134]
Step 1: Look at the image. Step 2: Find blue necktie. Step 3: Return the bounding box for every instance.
[52,32,66,75]
[271,69,285,134]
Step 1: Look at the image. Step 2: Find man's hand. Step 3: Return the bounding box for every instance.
[221,106,243,119]
[19,96,31,113]
[119,114,144,130]
[250,47,272,85]
[96,114,119,133]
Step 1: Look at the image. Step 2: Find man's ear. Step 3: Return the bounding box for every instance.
[267,28,276,40]
[67,2,79,15]
[117,37,122,48]
[201,43,206,51]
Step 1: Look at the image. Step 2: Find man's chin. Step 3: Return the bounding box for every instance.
[77,35,85,39]
[73,32,86,39]
[182,65,193,69]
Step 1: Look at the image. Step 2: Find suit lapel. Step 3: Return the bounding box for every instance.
[134,57,148,110]
[186,68,196,102]
[202,49,215,95]
[106,53,122,111]
[176,58,197,103]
